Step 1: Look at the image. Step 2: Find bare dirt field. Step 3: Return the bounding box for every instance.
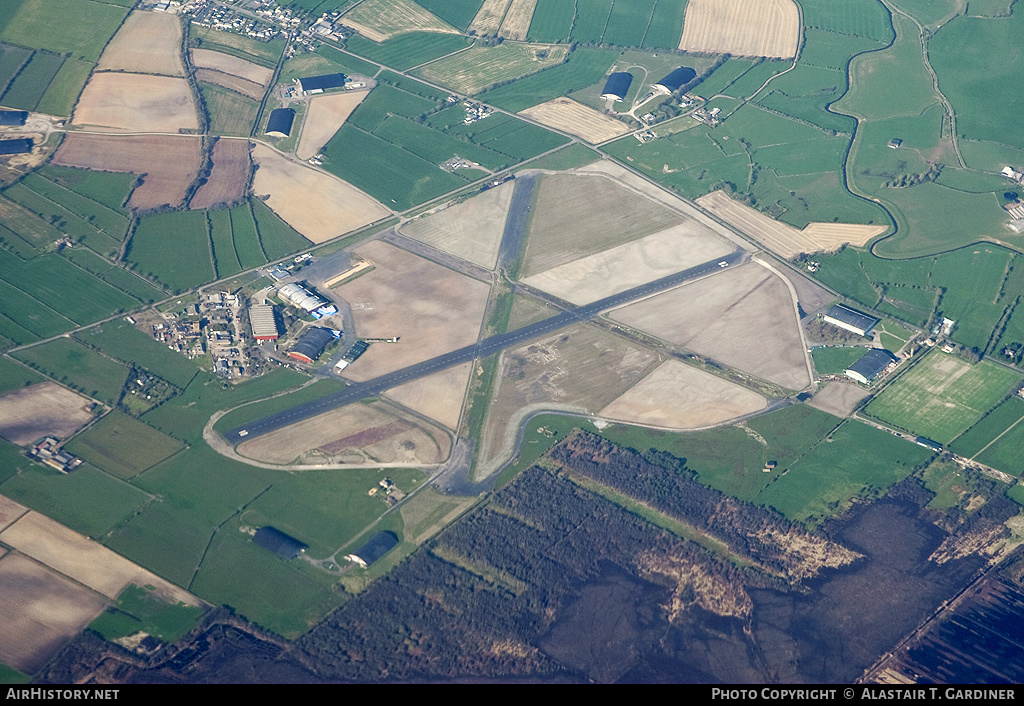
[190,49,274,86]
[385,361,472,431]
[190,137,250,210]
[468,0,512,35]
[773,260,836,315]
[610,262,812,390]
[520,173,684,277]
[333,240,492,381]
[296,91,369,161]
[0,494,27,532]
[53,134,202,210]
[341,0,459,41]
[599,360,768,428]
[0,553,108,673]
[71,73,199,133]
[0,382,95,446]
[96,10,185,76]
[519,97,630,144]
[194,68,265,100]
[697,190,884,257]
[479,324,661,469]
[808,382,870,417]
[251,143,389,242]
[521,221,733,305]
[398,180,513,268]
[236,400,451,466]
[678,0,800,59]
[498,0,538,40]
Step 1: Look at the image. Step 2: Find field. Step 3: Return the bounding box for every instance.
[64,411,184,480]
[0,382,95,446]
[279,44,377,84]
[188,27,284,69]
[415,43,568,95]
[236,400,451,466]
[948,396,1024,458]
[398,180,513,268]
[191,48,274,86]
[71,73,198,133]
[77,319,199,389]
[0,357,44,396]
[497,0,538,39]
[195,68,264,101]
[386,361,473,431]
[341,0,459,42]
[811,346,869,376]
[866,351,1022,444]
[600,359,768,428]
[198,81,259,136]
[518,97,630,144]
[52,134,202,211]
[96,10,184,76]
[808,381,872,417]
[251,143,389,243]
[15,170,131,245]
[296,91,368,161]
[0,0,128,63]
[345,32,471,71]
[679,0,799,58]
[89,584,205,644]
[189,138,250,210]
[611,262,812,390]
[126,210,215,292]
[468,0,512,34]
[0,50,65,111]
[480,48,616,112]
[12,337,129,404]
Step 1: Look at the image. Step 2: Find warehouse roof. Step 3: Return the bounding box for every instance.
[299,73,345,92]
[289,326,335,363]
[0,110,28,126]
[845,348,897,383]
[347,530,398,568]
[0,138,33,155]
[824,304,879,334]
[265,108,295,137]
[601,72,633,100]
[278,282,329,312]
[249,304,280,339]
[654,66,696,93]
[253,526,307,559]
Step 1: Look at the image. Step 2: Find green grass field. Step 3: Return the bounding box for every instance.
[0,355,45,395]
[228,203,265,269]
[345,32,471,71]
[0,278,74,340]
[88,584,205,644]
[104,501,215,587]
[865,350,1022,444]
[12,337,128,403]
[279,43,378,84]
[208,208,242,278]
[35,57,91,116]
[479,48,617,112]
[0,42,32,93]
[212,378,346,434]
[65,411,185,479]
[190,26,285,68]
[20,171,129,240]
[77,319,199,389]
[811,346,869,375]
[521,143,601,171]
[37,165,135,212]
[415,0,484,31]
[0,0,127,62]
[799,0,894,41]
[949,396,1024,459]
[250,198,312,261]
[127,210,215,293]
[0,50,64,111]
[415,43,569,95]
[199,82,259,136]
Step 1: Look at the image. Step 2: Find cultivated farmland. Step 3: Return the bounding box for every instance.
[189,138,250,210]
[341,0,459,42]
[416,43,568,95]
[808,382,872,418]
[468,0,513,35]
[0,0,128,63]
[386,361,473,431]
[65,411,184,480]
[251,143,389,242]
[194,69,264,101]
[498,0,539,40]
[96,10,185,76]
[296,91,368,161]
[518,97,630,143]
[0,382,95,446]
[679,0,800,58]
[71,73,199,133]
[190,49,274,86]
[126,210,215,292]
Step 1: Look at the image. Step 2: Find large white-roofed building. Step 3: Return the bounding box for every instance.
[277,282,337,318]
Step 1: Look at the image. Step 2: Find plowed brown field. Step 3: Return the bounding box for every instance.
[679,0,800,59]
[190,138,250,210]
[71,73,198,133]
[97,10,185,76]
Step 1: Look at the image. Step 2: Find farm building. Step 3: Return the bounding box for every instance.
[0,138,33,155]
[345,530,399,568]
[265,108,295,138]
[915,436,943,452]
[249,304,280,341]
[844,348,897,384]
[823,304,879,336]
[601,72,634,101]
[252,526,307,559]
[288,326,336,363]
[298,73,345,94]
[653,67,696,94]
[0,110,28,126]
[277,282,337,318]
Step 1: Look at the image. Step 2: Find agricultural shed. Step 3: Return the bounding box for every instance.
[0,138,33,155]
[288,326,336,363]
[0,110,28,126]
[249,304,280,341]
[265,108,295,138]
[345,530,398,568]
[654,67,696,94]
[298,73,345,94]
[915,436,943,452]
[823,304,878,336]
[844,348,897,384]
[253,526,307,559]
[601,72,633,101]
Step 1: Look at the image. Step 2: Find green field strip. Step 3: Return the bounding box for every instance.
[208,209,242,279]
[37,165,134,213]
[76,319,199,389]
[415,0,483,30]
[570,0,613,44]
[66,411,185,480]
[0,311,39,346]
[35,56,91,116]
[3,182,110,243]
[229,203,266,269]
[479,48,617,113]
[12,336,129,403]
[345,32,472,71]
[0,193,64,248]
[104,502,215,589]
[189,26,285,68]
[0,355,46,395]
[249,198,311,262]
[975,416,1024,476]
[127,210,216,293]
[603,0,658,48]
[199,81,260,137]
[0,49,64,110]
[798,0,894,42]
[97,266,166,303]
[372,114,514,170]
[24,172,129,237]
[0,42,32,94]
[0,278,75,338]
[0,221,41,258]
[0,0,129,62]
[346,83,438,133]
[641,0,687,49]
[527,0,576,42]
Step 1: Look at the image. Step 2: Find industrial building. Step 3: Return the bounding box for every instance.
[823,304,879,336]
[0,110,28,126]
[288,326,336,363]
[601,72,633,101]
[265,108,295,138]
[277,281,337,318]
[653,66,696,94]
[252,526,307,559]
[298,73,345,94]
[249,303,280,341]
[844,348,897,384]
[0,138,33,155]
[345,530,399,568]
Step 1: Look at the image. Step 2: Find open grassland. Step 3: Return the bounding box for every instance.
[0,357,45,396]
[208,209,241,278]
[0,43,32,94]
[480,48,616,112]
[415,0,484,30]
[0,50,64,111]
[345,32,471,71]
[386,361,473,431]
[0,0,128,62]
[252,143,388,243]
[18,172,129,243]
[59,250,164,303]
[0,279,73,343]
[948,396,1024,459]
[679,0,799,58]
[334,240,491,380]
[212,379,345,434]
[97,10,184,76]
[976,415,1024,477]
[296,91,368,161]
[0,194,64,252]
[341,0,459,41]
[52,134,202,211]
[33,56,91,115]
[189,26,284,68]
[416,43,568,95]
[798,0,893,42]
[866,351,1022,444]
[399,180,513,269]
[198,82,259,136]
[103,502,213,588]
[400,486,478,545]
[519,97,630,143]
[753,421,933,525]
[611,262,811,389]
[190,138,249,210]
[249,198,314,261]
[77,319,199,389]
[72,73,198,133]
[191,48,273,86]
[65,411,184,480]
[12,338,128,406]
[600,359,768,429]
[37,164,135,212]
[524,142,601,170]
[0,381,95,445]
[279,43,377,83]
[811,347,869,376]
[127,210,215,292]
[89,584,205,644]
[497,0,538,39]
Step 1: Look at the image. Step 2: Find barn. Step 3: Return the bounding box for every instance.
[823,304,879,336]
[844,348,897,384]
[601,72,633,101]
[345,531,399,568]
[0,110,28,126]
[252,526,307,559]
[654,66,697,94]
[0,138,33,155]
[265,108,295,138]
[288,326,336,363]
[298,73,345,94]
[249,303,280,341]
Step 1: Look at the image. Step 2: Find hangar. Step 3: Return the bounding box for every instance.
[249,304,280,341]
[601,72,633,101]
[345,530,398,568]
[823,304,879,336]
[253,526,307,559]
[277,282,337,318]
[844,348,897,384]
[653,67,696,94]
[288,326,336,363]
[299,73,345,94]
[0,110,28,126]
[265,108,295,138]
[0,138,33,155]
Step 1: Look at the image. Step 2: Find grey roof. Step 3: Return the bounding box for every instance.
[601,72,633,100]
[350,530,398,567]
[265,108,295,136]
[846,348,897,381]
[0,110,28,126]
[825,304,879,333]
[0,138,33,155]
[253,526,307,559]
[655,66,696,92]
[299,73,345,92]
[290,326,334,362]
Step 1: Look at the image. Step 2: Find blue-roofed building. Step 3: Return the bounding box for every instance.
[654,67,696,94]
[844,348,897,384]
[345,531,399,568]
[265,108,295,138]
[253,526,307,559]
[601,72,633,101]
